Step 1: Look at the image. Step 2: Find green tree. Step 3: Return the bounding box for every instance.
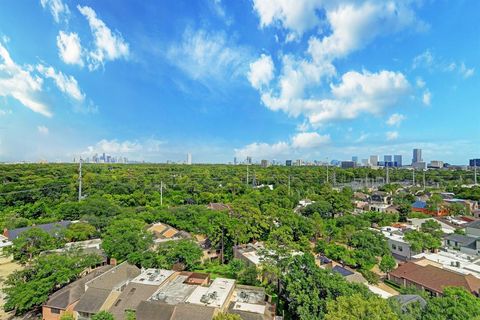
[91,311,115,320]
[101,218,153,261]
[325,294,398,320]
[420,220,443,238]
[404,230,441,252]
[2,252,101,315]
[60,312,75,320]
[422,287,480,320]
[7,227,61,262]
[379,254,396,273]
[64,222,97,242]
[426,194,444,213]
[156,239,203,270]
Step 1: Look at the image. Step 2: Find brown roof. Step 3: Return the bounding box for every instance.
[390,262,480,294]
[86,262,141,290]
[44,265,113,309]
[109,283,161,320]
[136,301,215,320]
[73,287,112,314]
[207,203,232,211]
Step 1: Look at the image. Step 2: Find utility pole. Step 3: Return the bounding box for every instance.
[412,169,415,186]
[326,158,329,184]
[288,174,291,196]
[386,165,390,184]
[78,158,82,202]
[246,165,249,186]
[475,164,478,185]
[423,171,426,189]
[160,181,164,206]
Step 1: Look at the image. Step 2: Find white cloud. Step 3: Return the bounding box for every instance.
[355,133,369,143]
[248,54,275,90]
[252,0,322,39]
[422,89,431,106]
[291,132,330,148]
[77,5,129,70]
[386,131,399,141]
[260,69,410,126]
[83,138,165,156]
[57,31,84,66]
[386,113,406,127]
[0,43,51,117]
[413,50,475,79]
[40,0,70,23]
[235,131,329,159]
[0,109,12,116]
[37,125,49,135]
[167,28,250,81]
[416,77,425,88]
[36,64,85,101]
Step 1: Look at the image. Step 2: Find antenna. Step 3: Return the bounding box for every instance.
[78,158,82,202]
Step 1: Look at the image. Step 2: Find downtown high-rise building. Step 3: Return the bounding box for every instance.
[369,155,379,166]
[384,155,393,162]
[394,155,402,167]
[187,153,192,165]
[412,149,423,164]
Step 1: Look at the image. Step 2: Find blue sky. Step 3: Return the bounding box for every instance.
[0,0,478,164]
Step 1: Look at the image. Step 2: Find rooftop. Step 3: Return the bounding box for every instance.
[5,220,71,240]
[412,250,480,278]
[149,274,198,305]
[86,262,141,291]
[186,278,236,308]
[131,269,175,286]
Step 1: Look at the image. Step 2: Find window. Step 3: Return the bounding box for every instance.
[392,244,397,250]
[399,246,403,252]
[51,308,61,314]
[114,299,122,307]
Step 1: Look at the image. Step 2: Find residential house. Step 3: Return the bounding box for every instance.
[109,269,175,320]
[136,302,216,320]
[388,262,480,296]
[380,227,417,261]
[74,262,141,319]
[371,192,392,205]
[444,198,479,213]
[3,221,71,241]
[412,250,480,279]
[444,234,480,256]
[408,218,456,234]
[147,223,191,245]
[227,285,276,320]
[42,265,113,320]
[412,200,448,216]
[389,295,427,312]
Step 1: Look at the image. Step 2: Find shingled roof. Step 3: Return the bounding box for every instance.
[44,265,113,310]
[136,301,215,320]
[5,221,71,240]
[390,262,480,295]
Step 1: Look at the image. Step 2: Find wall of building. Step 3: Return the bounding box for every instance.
[387,239,413,260]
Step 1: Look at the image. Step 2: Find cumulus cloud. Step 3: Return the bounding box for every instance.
[386,113,406,127]
[422,89,431,106]
[248,54,275,90]
[261,69,410,126]
[37,125,49,135]
[249,1,421,126]
[57,31,84,66]
[386,131,399,141]
[0,43,51,117]
[40,0,70,23]
[77,5,129,70]
[235,131,329,159]
[167,28,250,82]
[36,64,85,101]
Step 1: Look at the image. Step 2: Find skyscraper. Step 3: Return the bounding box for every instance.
[233,157,237,165]
[394,155,402,167]
[384,155,392,162]
[187,153,192,165]
[285,160,292,166]
[412,149,422,164]
[369,155,379,166]
[246,156,252,165]
[352,156,359,163]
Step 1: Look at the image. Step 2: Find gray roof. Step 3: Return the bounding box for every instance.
[390,294,427,311]
[7,221,71,240]
[466,220,480,230]
[445,234,477,247]
[86,262,141,290]
[136,302,215,320]
[109,283,161,320]
[73,287,112,314]
[44,265,113,309]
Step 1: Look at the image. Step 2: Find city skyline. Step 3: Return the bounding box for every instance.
[0,1,479,164]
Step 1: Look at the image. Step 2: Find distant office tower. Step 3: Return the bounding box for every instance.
[361,159,368,166]
[369,155,379,166]
[470,159,480,167]
[394,155,402,167]
[261,159,269,167]
[187,153,192,165]
[246,156,252,165]
[352,156,359,163]
[412,149,422,164]
[295,159,304,166]
[384,155,392,162]
[285,160,292,166]
[429,160,444,169]
[341,161,356,169]
[233,157,237,165]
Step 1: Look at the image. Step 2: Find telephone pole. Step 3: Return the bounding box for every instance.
[288,174,291,196]
[160,181,164,206]
[78,158,82,202]
[246,165,249,186]
[386,165,390,184]
[412,169,415,186]
[423,171,426,189]
[475,164,478,185]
